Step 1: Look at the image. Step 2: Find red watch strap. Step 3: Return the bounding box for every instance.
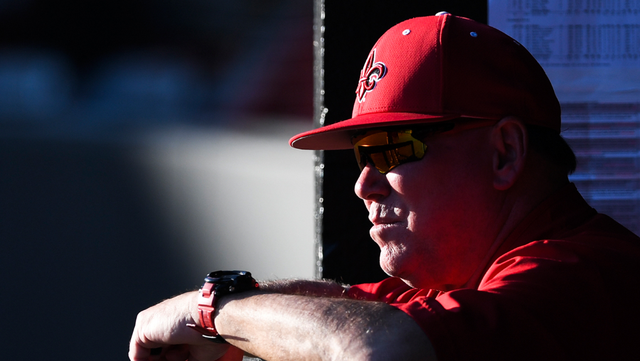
[192,271,259,341]
[197,282,219,335]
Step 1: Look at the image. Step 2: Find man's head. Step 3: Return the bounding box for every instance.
[289,13,575,290]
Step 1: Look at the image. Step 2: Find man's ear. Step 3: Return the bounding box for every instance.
[491,117,527,190]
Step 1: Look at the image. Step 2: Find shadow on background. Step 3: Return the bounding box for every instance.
[0,1,314,359]
[0,137,193,357]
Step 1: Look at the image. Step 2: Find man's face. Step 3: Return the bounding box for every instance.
[354,125,500,291]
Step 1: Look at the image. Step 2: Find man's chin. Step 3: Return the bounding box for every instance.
[380,266,420,289]
[378,251,407,279]
[379,252,435,289]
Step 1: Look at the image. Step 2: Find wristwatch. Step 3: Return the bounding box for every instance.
[187,270,259,343]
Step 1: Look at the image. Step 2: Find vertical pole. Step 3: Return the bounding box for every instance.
[312,0,326,280]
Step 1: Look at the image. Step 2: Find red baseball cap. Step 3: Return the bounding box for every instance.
[290,13,560,150]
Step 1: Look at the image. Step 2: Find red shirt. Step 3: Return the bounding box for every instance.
[347,184,640,360]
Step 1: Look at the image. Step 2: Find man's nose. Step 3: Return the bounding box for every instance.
[354,162,390,201]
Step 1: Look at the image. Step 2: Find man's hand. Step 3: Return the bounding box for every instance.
[128,291,240,361]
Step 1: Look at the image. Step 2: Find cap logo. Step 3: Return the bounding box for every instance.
[355,49,387,103]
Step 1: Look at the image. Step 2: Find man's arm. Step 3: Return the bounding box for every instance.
[216,290,437,361]
[129,279,437,361]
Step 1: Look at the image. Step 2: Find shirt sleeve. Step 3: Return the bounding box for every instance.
[346,277,430,303]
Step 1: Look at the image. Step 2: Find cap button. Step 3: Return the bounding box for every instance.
[435,11,450,16]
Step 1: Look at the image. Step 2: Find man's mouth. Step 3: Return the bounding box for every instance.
[369,203,403,226]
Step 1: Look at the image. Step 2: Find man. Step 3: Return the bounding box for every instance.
[129,13,640,360]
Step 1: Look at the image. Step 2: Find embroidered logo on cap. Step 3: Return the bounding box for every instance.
[356,49,387,103]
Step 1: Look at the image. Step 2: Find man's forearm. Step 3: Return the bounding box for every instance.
[214,289,437,361]
[258,278,349,298]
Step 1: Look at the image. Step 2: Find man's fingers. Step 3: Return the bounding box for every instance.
[128,328,166,360]
[128,341,151,361]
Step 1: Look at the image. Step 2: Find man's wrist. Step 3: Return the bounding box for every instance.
[189,291,202,328]
[189,271,259,343]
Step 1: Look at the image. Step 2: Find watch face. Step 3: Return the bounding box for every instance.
[205,270,250,283]
[204,270,258,295]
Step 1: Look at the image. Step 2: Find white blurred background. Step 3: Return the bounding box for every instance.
[137,120,315,280]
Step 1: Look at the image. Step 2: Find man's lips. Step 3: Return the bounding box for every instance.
[369,212,404,230]
[369,217,406,242]
[370,216,401,226]
[368,203,403,226]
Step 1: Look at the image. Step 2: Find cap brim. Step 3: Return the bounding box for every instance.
[290,112,462,150]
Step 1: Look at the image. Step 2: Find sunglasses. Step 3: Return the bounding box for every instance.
[351,120,496,174]
[351,123,455,174]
